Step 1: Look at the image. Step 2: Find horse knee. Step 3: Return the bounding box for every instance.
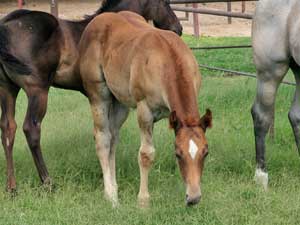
[139,146,155,168]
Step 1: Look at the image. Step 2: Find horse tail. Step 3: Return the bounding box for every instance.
[0,25,32,75]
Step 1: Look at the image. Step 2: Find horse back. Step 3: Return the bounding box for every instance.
[80,12,200,108]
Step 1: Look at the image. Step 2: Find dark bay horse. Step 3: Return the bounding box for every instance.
[0,0,182,192]
[79,11,212,206]
[252,0,300,189]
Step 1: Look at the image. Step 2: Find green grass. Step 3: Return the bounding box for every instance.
[1,36,300,225]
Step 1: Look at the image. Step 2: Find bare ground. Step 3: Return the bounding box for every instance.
[0,0,256,37]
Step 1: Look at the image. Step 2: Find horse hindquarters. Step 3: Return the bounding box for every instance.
[0,10,62,189]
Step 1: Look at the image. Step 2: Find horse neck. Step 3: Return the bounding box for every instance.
[165,69,200,126]
[61,20,89,44]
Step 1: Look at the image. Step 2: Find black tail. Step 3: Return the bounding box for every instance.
[0,25,32,75]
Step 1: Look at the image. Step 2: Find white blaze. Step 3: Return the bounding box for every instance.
[189,139,198,160]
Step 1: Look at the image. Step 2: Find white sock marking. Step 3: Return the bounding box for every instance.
[6,138,9,147]
[254,168,268,191]
[189,139,198,160]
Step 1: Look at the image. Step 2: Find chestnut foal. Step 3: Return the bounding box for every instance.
[79,11,212,206]
[0,0,182,193]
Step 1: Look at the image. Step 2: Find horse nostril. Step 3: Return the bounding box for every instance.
[186,195,201,206]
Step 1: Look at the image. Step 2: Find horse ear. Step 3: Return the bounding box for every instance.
[200,109,212,132]
[169,111,182,132]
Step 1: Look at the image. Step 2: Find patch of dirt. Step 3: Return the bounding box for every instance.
[0,0,256,37]
[177,2,256,37]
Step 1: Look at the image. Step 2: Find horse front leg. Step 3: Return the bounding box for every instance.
[251,64,287,190]
[0,85,19,193]
[137,101,155,208]
[23,86,51,188]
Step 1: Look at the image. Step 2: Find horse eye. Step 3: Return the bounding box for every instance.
[204,151,209,158]
[175,153,182,160]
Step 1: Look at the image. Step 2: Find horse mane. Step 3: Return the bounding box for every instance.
[185,117,200,127]
[83,0,122,21]
[163,38,201,125]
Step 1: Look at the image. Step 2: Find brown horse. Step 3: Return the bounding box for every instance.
[79,11,212,206]
[0,0,182,193]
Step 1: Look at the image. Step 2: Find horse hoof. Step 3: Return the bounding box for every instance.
[254,168,268,191]
[138,196,150,209]
[111,199,119,208]
[104,192,119,207]
[6,187,17,198]
[42,177,55,193]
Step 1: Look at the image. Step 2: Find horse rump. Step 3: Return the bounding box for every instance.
[0,25,32,75]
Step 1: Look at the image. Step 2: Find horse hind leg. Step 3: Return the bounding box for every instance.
[22,86,52,188]
[84,74,118,205]
[251,62,289,190]
[108,99,129,205]
[288,61,300,153]
[0,84,19,193]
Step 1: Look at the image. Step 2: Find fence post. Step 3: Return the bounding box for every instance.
[192,3,200,37]
[18,0,23,9]
[242,1,246,13]
[185,3,189,20]
[50,0,58,17]
[227,2,232,24]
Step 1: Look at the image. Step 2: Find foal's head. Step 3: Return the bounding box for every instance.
[144,0,183,35]
[170,109,212,206]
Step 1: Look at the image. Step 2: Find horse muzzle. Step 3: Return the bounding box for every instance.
[172,24,183,36]
[186,185,201,206]
[186,194,201,206]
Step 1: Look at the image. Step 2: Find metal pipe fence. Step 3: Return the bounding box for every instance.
[171,0,258,4]
[190,45,251,50]
[172,6,253,19]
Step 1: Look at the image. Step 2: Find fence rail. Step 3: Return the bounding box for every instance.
[171,0,258,4]
[199,64,296,86]
[191,45,251,50]
[172,6,253,19]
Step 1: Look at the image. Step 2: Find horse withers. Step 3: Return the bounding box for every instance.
[252,0,300,189]
[0,0,182,193]
[79,11,212,206]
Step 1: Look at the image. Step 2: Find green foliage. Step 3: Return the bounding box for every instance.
[0,36,299,224]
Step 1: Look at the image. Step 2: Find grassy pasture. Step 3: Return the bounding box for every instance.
[1,36,300,225]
